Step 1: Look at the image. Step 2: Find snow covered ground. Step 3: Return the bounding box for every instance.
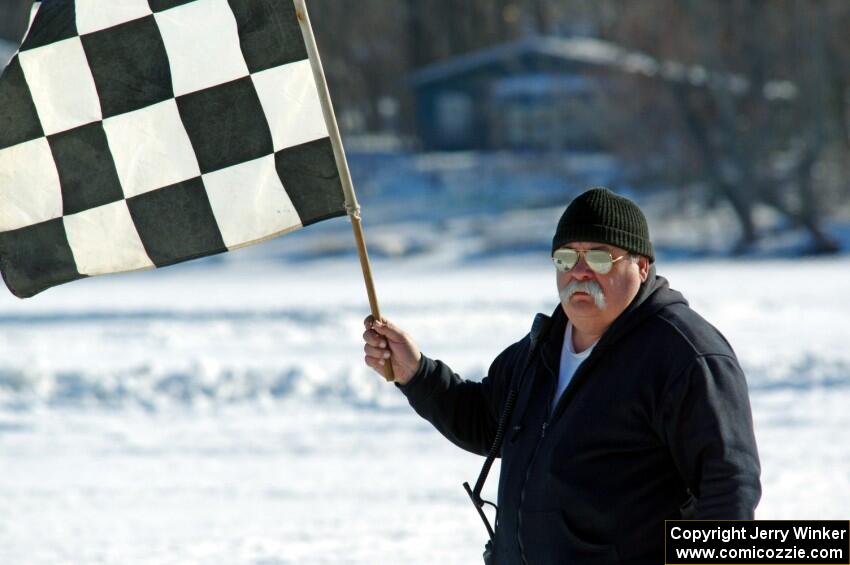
[1,241,849,564]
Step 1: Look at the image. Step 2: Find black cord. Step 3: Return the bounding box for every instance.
[472,385,518,498]
[465,313,551,542]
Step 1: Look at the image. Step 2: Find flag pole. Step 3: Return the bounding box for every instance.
[295,0,395,382]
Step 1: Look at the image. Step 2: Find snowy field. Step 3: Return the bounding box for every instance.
[1,245,849,564]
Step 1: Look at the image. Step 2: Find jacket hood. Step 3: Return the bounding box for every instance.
[542,266,688,357]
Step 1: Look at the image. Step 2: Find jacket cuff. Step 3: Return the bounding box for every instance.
[395,354,435,397]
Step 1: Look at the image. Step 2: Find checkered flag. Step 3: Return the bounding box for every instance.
[0,0,349,298]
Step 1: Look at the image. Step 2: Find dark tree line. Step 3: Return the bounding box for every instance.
[599,0,850,253]
[309,1,610,133]
[311,0,850,252]
[1,1,845,251]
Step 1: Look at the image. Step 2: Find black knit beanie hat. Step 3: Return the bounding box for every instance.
[552,187,654,262]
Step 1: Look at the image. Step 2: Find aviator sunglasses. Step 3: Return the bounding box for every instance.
[552,248,626,275]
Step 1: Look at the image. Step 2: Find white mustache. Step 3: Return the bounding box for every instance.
[559,280,607,309]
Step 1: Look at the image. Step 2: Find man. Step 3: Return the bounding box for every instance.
[363,187,761,564]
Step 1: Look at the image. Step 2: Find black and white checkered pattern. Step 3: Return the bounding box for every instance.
[0,0,347,298]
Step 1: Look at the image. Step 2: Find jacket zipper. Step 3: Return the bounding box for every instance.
[516,352,557,565]
[517,420,548,565]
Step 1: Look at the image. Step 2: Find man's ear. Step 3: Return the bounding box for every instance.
[638,256,650,282]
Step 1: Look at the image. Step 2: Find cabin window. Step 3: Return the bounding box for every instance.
[436,91,473,143]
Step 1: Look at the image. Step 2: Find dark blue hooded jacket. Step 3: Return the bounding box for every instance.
[400,271,761,564]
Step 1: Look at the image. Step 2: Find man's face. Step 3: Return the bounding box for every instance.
[555,241,649,331]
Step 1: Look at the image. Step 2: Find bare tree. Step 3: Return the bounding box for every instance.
[600,0,847,253]
[308,0,848,252]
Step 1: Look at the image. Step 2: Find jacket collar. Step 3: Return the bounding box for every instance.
[538,266,686,369]
[539,305,567,377]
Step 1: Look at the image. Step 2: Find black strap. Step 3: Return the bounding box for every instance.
[465,313,551,541]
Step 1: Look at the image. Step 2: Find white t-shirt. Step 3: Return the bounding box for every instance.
[551,321,597,412]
